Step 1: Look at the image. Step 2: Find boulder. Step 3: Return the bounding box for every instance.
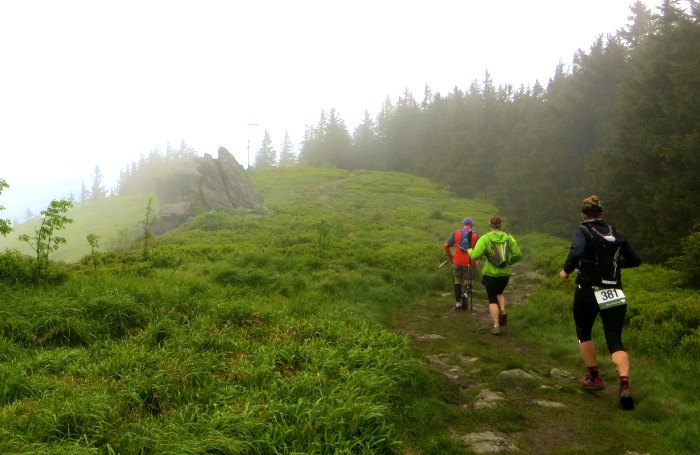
[195,147,263,210]
[151,147,264,233]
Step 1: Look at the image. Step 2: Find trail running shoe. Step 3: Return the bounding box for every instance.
[619,385,634,410]
[455,303,465,311]
[581,374,604,390]
[498,312,508,326]
[491,326,501,335]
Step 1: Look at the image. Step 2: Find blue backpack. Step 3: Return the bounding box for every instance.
[457,228,477,252]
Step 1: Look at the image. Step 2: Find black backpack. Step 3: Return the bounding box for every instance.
[580,223,622,287]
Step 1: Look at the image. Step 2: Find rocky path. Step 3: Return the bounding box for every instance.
[390,262,651,455]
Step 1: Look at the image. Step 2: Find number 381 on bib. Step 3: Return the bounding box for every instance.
[594,288,627,310]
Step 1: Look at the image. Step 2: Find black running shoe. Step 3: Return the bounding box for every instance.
[619,385,634,410]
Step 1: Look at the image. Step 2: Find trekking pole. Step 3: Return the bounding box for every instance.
[437,259,449,269]
[468,264,474,312]
[469,283,473,313]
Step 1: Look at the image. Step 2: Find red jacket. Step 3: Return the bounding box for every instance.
[444,228,477,267]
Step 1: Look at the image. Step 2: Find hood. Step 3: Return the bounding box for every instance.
[582,219,612,234]
[489,230,509,241]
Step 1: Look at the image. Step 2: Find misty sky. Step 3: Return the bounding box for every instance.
[1,0,663,222]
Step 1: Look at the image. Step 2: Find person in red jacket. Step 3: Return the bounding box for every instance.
[444,217,478,311]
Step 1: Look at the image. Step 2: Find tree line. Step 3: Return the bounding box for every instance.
[296,0,699,267]
[2,2,696,283]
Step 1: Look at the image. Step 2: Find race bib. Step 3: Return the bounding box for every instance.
[594,288,627,310]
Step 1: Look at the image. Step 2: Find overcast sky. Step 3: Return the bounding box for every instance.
[1,0,662,222]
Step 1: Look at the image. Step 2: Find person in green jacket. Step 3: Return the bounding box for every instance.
[468,216,523,335]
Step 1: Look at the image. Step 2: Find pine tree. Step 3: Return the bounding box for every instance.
[299,111,328,166]
[594,0,700,259]
[254,130,277,168]
[90,165,107,200]
[80,182,89,204]
[352,111,378,169]
[278,130,296,167]
[324,108,353,169]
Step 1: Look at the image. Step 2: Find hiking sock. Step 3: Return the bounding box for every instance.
[587,366,600,379]
[619,376,629,387]
[454,284,462,301]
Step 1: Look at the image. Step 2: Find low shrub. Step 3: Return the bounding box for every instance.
[679,329,700,359]
[0,250,35,285]
[667,231,700,289]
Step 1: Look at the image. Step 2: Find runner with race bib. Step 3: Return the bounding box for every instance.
[559,195,641,410]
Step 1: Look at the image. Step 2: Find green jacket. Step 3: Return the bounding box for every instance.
[468,230,522,277]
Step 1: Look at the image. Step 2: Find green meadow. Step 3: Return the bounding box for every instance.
[0,193,158,263]
[0,167,698,454]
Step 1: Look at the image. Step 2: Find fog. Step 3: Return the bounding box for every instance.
[0,0,663,222]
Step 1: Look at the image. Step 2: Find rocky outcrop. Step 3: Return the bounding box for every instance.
[152,147,265,234]
[194,147,263,210]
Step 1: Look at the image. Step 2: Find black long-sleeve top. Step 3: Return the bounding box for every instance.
[563,219,641,287]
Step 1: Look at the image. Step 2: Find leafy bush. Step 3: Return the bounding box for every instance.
[0,249,35,285]
[626,292,700,355]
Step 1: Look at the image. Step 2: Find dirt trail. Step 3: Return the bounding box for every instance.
[390,262,648,455]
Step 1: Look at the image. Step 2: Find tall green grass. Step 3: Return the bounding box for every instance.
[1,168,697,453]
[0,168,495,454]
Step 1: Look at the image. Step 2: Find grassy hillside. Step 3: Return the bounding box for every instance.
[0,167,697,454]
[0,168,501,454]
[0,193,157,263]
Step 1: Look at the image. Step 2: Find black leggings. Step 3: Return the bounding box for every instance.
[573,286,626,353]
[482,275,510,304]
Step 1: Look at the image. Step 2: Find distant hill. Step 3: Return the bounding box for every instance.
[0,193,157,263]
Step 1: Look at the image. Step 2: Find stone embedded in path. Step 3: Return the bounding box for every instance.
[539,384,562,391]
[457,354,479,363]
[497,368,536,380]
[473,389,505,410]
[533,399,566,408]
[415,333,445,339]
[459,431,517,453]
[425,354,465,381]
[550,368,575,380]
